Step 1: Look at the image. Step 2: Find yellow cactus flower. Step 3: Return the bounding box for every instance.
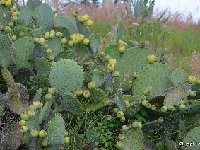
[86,19,94,27]
[107,64,115,72]
[109,58,117,66]
[117,111,124,118]
[5,0,12,7]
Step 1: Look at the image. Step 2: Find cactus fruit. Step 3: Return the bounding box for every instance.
[117,111,124,118]
[107,64,115,72]
[19,120,26,126]
[21,126,28,132]
[27,110,35,117]
[41,140,48,146]
[88,82,96,89]
[38,130,47,138]
[83,38,90,46]
[119,46,125,54]
[30,130,39,138]
[21,113,29,121]
[147,54,156,64]
[64,137,70,145]
[86,19,94,27]
[188,75,196,84]
[83,90,91,99]
[45,94,53,101]
[161,106,168,112]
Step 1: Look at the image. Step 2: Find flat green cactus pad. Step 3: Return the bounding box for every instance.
[183,126,200,150]
[132,63,172,100]
[170,68,186,87]
[46,38,64,57]
[49,59,84,94]
[54,16,78,34]
[18,7,33,26]
[122,128,145,150]
[14,36,34,70]
[47,114,66,145]
[0,34,15,68]
[34,3,54,30]
[83,88,110,112]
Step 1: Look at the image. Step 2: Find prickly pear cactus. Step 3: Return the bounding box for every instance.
[58,94,83,115]
[35,57,51,77]
[33,3,54,30]
[27,0,42,10]
[83,88,110,112]
[0,34,15,68]
[13,36,34,71]
[170,68,186,87]
[134,0,146,18]
[91,69,105,87]
[122,128,145,150]
[75,18,90,37]
[164,84,191,106]
[49,59,84,94]
[114,89,126,111]
[46,38,64,57]
[132,63,172,100]
[116,47,151,75]
[47,114,66,145]
[88,34,101,53]
[183,126,200,150]
[54,16,79,34]
[18,7,33,26]
[1,68,29,114]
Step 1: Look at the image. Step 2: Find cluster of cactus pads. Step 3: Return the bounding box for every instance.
[0,0,200,150]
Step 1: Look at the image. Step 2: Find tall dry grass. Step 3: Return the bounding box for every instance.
[190,52,200,79]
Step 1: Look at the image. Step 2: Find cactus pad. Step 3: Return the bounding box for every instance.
[18,7,33,26]
[47,114,66,145]
[13,36,34,70]
[54,16,78,34]
[35,57,51,77]
[91,69,105,87]
[34,4,54,30]
[75,18,90,37]
[116,47,152,75]
[1,68,29,114]
[164,84,191,106]
[114,89,126,111]
[82,88,110,112]
[183,126,200,150]
[122,128,145,150]
[46,38,64,57]
[132,63,172,100]
[89,34,101,53]
[0,34,15,68]
[49,59,84,94]
[58,94,83,115]
[105,45,121,60]
[170,68,186,87]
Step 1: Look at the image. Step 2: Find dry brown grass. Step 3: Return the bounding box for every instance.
[190,51,200,79]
